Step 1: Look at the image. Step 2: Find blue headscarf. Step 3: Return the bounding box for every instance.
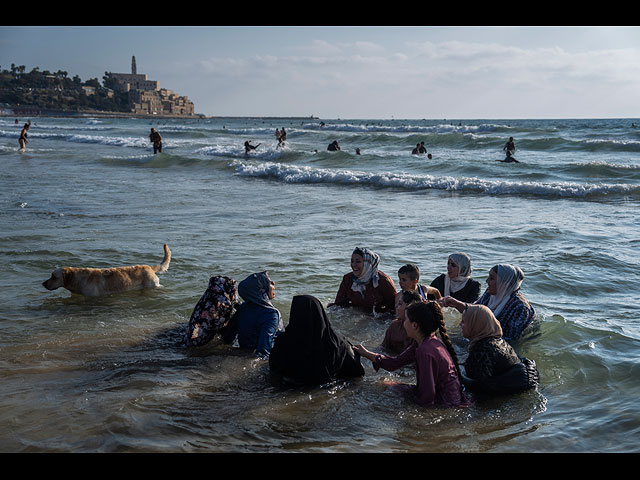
[238,271,282,325]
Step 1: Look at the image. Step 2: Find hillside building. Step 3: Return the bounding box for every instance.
[109,56,195,116]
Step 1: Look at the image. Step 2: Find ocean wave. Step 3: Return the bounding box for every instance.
[198,143,294,161]
[217,126,293,137]
[0,122,113,132]
[209,122,508,140]
[559,161,640,180]
[299,128,640,153]
[230,160,640,199]
[0,129,147,147]
[301,121,507,134]
[517,136,640,153]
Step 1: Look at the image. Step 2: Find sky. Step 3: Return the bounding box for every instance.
[2,26,640,119]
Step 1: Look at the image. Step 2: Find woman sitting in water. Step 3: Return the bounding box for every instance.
[354,301,468,408]
[330,247,397,314]
[459,304,539,395]
[444,263,535,341]
[185,275,239,347]
[235,271,283,358]
[269,295,365,386]
[429,253,481,303]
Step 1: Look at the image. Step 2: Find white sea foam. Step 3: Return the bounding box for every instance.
[300,122,506,134]
[198,143,288,161]
[0,129,147,147]
[231,160,639,198]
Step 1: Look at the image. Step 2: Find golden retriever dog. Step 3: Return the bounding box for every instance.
[43,244,171,297]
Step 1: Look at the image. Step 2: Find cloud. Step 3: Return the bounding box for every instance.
[184,36,640,117]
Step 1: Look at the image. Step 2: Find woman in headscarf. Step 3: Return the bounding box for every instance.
[330,247,397,314]
[235,271,283,358]
[429,253,481,303]
[459,304,539,395]
[444,263,535,341]
[269,295,365,386]
[185,275,239,347]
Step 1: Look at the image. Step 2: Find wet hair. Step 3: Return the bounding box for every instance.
[398,263,420,281]
[401,289,423,306]
[405,301,462,381]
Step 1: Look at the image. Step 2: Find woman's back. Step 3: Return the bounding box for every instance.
[269,295,364,386]
[463,336,519,380]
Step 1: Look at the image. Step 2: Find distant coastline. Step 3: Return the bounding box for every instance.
[0,60,197,119]
[0,107,319,121]
[0,107,206,120]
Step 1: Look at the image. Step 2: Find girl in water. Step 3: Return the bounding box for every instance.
[354,301,468,408]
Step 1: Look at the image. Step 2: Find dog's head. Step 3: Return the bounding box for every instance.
[43,268,66,290]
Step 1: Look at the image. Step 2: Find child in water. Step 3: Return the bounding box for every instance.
[354,301,468,408]
[397,263,442,301]
[381,289,423,353]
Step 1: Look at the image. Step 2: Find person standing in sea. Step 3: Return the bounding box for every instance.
[18,122,30,152]
[149,128,162,154]
[502,137,518,162]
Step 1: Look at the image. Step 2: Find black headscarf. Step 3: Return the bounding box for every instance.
[269,295,364,386]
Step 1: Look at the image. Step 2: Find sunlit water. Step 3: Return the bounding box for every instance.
[1,116,639,452]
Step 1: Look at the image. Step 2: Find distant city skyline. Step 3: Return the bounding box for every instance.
[2,26,640,119]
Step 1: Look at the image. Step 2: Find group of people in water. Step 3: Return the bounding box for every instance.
[185,248,539,409]
[241,131,520,163]
[15,121,519,164]
[501,137,518,162]
[411,141,433,159]
[246,132,438,158]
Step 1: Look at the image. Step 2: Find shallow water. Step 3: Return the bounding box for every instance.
[1,116,639,452]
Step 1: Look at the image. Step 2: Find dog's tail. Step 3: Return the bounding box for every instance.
[152,244,171,274]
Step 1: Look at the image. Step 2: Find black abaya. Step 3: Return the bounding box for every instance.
[269,295,365,386]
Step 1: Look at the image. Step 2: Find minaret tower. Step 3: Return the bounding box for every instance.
[131,56,137,75]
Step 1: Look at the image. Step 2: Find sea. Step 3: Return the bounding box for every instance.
[0,115,639,453]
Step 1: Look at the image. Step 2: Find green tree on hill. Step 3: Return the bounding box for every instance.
[0,65,131,113]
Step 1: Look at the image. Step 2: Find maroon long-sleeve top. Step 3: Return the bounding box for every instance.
[373,335,467,408]
[333,271,397,314]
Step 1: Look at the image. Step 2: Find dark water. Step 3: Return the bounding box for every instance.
[1,116,639,452]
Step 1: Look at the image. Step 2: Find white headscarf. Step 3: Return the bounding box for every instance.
[486,264,524,316]
[444,252,472,296]
[351,247,380,297]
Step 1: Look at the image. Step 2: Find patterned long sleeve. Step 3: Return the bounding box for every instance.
[477,290,535,341]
